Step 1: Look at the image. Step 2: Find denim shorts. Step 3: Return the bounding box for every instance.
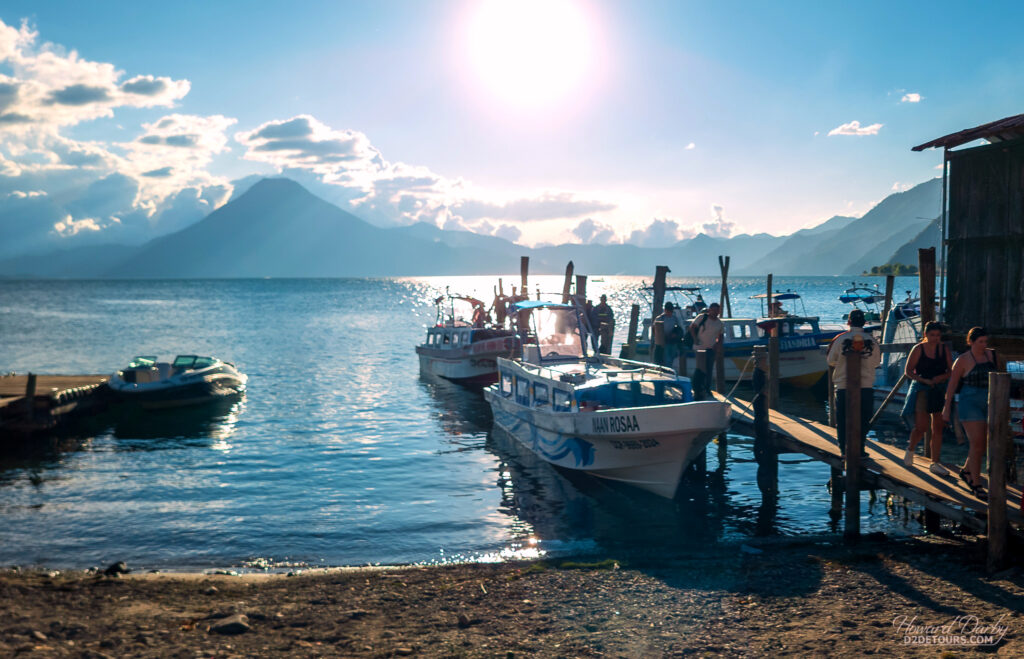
[958,384,988,422]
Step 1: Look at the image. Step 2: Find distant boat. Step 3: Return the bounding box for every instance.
[485,300,730,499]
[107,355,247,409]
[416,292,520,386]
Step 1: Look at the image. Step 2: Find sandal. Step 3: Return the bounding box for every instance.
[959,468,972,488]
[971,483,988,501]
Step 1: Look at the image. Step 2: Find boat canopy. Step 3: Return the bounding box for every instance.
[839,293,882,304]
[749,292,801,301]
[511,300,575,311]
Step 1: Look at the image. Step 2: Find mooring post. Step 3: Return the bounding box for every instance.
[844,350,863,543]
[918,247,936,329]
[714,341,726,393]
[987,371,1010,573]
[651,265,669,320]
[23,372,37,419]
[520,256,529,293]
[575,274,587,302]
[752,346,777,494]
[718,255,732,318]
[561,261,574,304]
[768,329,780,411]
[626,303,640,357]
[880,274,895,339]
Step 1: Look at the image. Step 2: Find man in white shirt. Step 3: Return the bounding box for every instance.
[689,302,724,399]
[825,309,881,458]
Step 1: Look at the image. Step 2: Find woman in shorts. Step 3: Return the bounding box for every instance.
[902,321,952,473]
[942,327,1000,500]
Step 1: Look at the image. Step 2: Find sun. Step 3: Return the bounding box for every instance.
[463,0,596,111]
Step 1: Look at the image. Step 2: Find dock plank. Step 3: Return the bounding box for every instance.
[0,374,108,399]
[717,393,1023,532]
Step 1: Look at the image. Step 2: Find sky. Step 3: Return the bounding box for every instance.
[1,0,1022,257]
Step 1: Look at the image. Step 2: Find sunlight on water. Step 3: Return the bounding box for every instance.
[0,276,929,569]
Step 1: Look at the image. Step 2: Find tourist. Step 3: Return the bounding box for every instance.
[593,294,615,354]
[826,309,881,458]
[689,302,724,399]
[901,321,952,473]
[942,326,1000,500]
[656,302,680,372]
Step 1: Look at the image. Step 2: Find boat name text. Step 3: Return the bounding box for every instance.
[592,415,641,433]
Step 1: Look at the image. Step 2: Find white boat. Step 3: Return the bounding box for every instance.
[416,293,520,386]
[108,355,247,408]
[485,300,731,499]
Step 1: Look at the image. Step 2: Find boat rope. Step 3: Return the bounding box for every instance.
[724,356,755,399]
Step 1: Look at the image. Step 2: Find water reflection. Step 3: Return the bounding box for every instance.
[106,396,245,444]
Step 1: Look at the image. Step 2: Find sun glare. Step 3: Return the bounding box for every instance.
[464,0,596,111]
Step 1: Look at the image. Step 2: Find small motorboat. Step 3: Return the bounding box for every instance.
[416,291,520,386]
[107,355,247,408]
[485,300,731,499]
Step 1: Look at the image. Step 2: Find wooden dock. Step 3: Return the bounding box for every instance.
[0,374,110,435]
[717,392,1024,534]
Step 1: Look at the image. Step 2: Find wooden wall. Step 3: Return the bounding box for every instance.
[946,137,1024,336]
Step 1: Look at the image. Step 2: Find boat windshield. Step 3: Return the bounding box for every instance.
[532,306,589,360]
[128,356,157,368]
[172,355,217,369]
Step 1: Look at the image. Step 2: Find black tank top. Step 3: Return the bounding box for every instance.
[913,343,946,379]
[962,350,997,388]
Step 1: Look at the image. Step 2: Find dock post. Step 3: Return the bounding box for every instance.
[918,248,936,329]
[986,372,1011,572]
[561,261,574,304]
[718,255,732,318]
[575,274,588,302]
[520,256,529,293]
[714,342,726,394]
[625,303,640,358]
[768,330,780,411]
[752,346,777,494]
[880,274,895,338]
[651,265,669,319]
[23,372,37,419]
[844,350,863,543]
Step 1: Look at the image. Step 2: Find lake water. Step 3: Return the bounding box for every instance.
[0,275,932,570]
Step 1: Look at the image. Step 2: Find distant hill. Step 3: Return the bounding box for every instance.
[0,176,944,278]
[740,179,941,275]
[885,217,940,267]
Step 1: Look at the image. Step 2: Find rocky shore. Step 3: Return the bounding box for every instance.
[1,536,1021,657]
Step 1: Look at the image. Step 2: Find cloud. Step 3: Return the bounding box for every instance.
[141,166,173,178]
[454,193,615,222]
[121,75,169,96]
[571,217,616,244]
[828,120,883,136]
[47,84,111,106]
[703,204,736,239]
[625,218,696,247]
[900,92,922,103]
[684,142,696,150]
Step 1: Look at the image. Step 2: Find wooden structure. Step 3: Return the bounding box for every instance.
[913,114,1024,350]
[0,374,110,436]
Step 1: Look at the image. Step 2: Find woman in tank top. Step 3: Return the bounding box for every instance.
[942,327,1001,500]
[902,321,952,473]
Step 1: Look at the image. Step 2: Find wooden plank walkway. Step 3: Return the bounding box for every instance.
[0,374,110,434]
[717,393,1024,533]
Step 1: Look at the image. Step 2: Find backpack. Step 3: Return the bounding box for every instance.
[682,314,708,348]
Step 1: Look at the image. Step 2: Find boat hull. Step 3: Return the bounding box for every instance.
[485,388,731,498]
[622,341,828,387]
[110,375,245,409]
[416,336,517,385]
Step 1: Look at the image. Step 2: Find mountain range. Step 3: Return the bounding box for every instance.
[0,176,942,278]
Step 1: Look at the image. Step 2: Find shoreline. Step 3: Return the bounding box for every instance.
[2,535,1021,657]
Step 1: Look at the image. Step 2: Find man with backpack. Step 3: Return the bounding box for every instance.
[689,302,724,400]
[656,302,681,372]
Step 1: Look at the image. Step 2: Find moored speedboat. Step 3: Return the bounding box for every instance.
[485,300,731,499]
[416,293,520,386]
[108,355,247,409]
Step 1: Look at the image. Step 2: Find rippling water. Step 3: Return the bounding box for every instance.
[0,275,932,570]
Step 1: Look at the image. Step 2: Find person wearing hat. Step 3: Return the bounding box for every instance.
[655,301,681,371]
[593,294,615,354]
[826,308,881,458]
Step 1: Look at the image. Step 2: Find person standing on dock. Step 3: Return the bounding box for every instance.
[593,294,615,354]
[901,321,952,474]
[656,302,681,372]
[826,309,880,458]
[689,302,724,399]
[942,326,1000,500]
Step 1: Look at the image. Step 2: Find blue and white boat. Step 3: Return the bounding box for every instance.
[484,300,731,499]
[108,355,247,409]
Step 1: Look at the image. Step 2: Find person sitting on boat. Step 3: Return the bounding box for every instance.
[826,309,881,459]
[693,294,707,313]
[594,294,615,355]
[901,321,952,474]
[472,304,488,328]
[689,302,725,400]
[769,300,786,318]
[656,302,681,372]
[942,326,1001,501]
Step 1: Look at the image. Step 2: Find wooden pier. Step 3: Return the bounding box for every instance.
[0,373,110,436]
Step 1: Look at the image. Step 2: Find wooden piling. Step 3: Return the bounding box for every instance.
[880,274,895,337]
[752,346,777,493]
[561,261,574,304]
[626,304,640,355]
[497,278,504,296]
[844,350,863,543]
[987,372,1011,572]
[718,255,732,318]
[714,341,726,393]
[830,467,844,522]
[23,372,37,418]
[651,265,669,319]
[918,247,936,325]
[575,275,587,302]
[520,256,529,293]
[768,331,780,411]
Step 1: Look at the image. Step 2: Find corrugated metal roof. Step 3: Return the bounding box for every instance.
[912,113,1024,151]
